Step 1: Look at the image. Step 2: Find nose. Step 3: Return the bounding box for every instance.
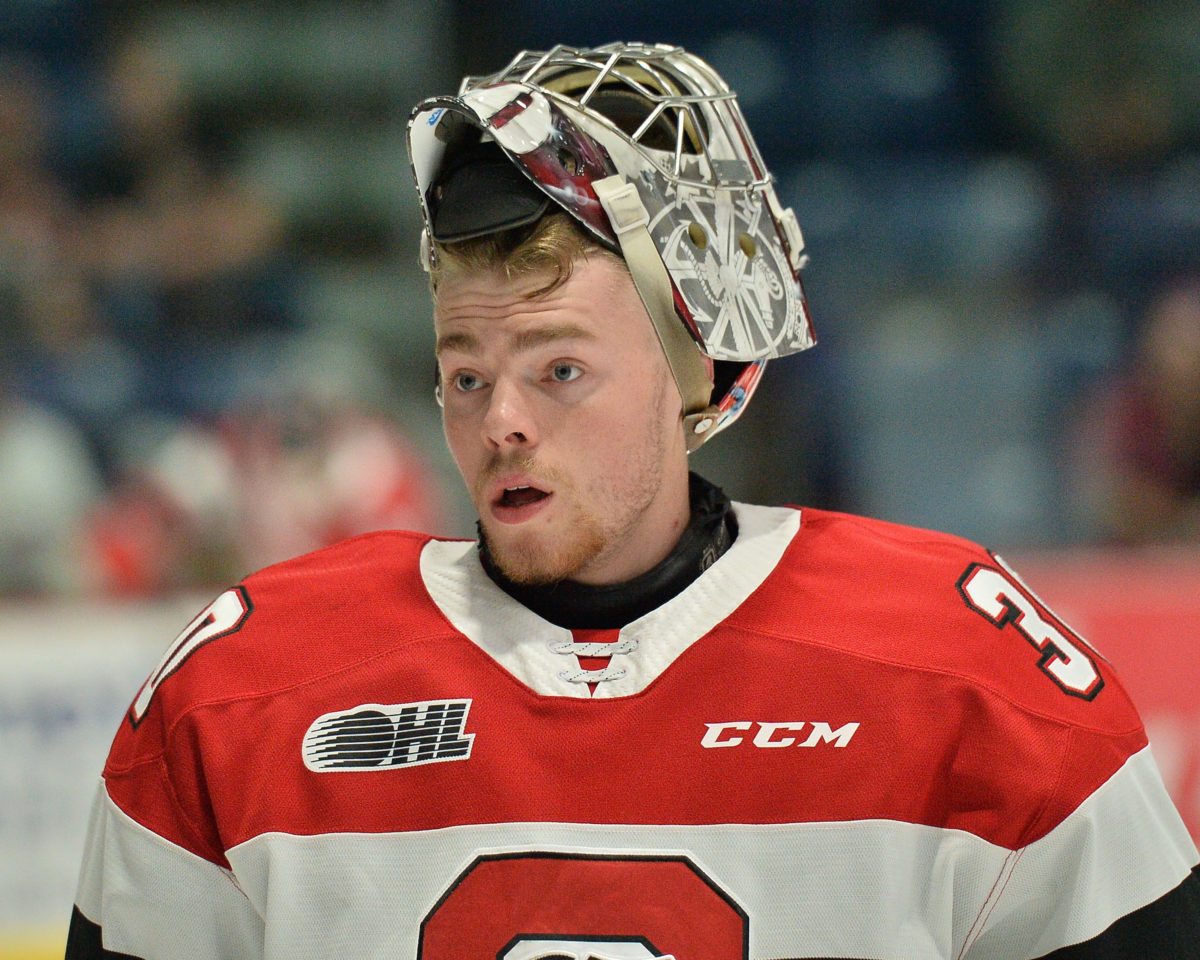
[481,377,537,450]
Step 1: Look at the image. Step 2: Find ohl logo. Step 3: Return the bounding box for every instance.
[302,699,475,771]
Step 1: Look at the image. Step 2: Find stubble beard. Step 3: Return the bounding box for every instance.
[475,455,612,586]
[480,506,607,586]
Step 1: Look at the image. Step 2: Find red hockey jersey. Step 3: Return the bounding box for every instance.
[68,503,1200,959]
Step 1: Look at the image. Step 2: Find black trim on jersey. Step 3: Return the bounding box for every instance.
[1035,866,1200,959]
[65,907,146,960]
[479,472,737,629]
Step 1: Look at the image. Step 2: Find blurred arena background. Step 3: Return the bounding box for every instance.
[1,1,1198,956]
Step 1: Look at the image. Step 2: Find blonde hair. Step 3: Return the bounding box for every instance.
[430,212,623,299]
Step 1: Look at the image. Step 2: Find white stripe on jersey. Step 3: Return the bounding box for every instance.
[76,745,1198,960]
[974,743,1198,958]
[73,785,262,960]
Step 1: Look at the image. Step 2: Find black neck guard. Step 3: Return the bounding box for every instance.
[478,472,737,629]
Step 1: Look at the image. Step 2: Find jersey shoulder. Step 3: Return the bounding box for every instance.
[112,529,463,756]
[243,526,437,610]
[745,507,1142,733]
[797,505,988,565]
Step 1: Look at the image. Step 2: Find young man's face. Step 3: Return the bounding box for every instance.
[434,253,693,586]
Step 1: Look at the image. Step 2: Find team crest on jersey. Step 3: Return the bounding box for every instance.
[302,699,475,771]
[418,853,748,959]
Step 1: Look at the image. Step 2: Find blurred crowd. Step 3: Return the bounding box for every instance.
[1,1,447,596]
[1070,277,1200,543]
[2,0,1199,598]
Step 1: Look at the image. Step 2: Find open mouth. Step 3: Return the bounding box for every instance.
[497,485,550,509]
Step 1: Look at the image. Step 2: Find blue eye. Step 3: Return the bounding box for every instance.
[550,363,581,383]
[453,372,484,392]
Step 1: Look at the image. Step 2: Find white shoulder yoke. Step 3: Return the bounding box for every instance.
[419,503,800,697]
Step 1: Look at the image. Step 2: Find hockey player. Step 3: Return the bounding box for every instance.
[67,42,1199,960]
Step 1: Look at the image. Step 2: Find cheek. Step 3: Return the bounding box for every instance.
[578,385,675,465]
[441,413,478,475]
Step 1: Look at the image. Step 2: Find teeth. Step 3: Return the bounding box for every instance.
[506,485,530,492]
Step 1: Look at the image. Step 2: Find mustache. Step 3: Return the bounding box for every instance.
[474,454,564,497]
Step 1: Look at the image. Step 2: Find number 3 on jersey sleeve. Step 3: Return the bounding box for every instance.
[957,560,1104,700]
[129,586,252,726]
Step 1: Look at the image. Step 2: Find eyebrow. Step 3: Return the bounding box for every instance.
[434,331,481,357]
[435,323,597,357]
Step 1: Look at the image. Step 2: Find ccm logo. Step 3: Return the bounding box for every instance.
[702,721,859,748]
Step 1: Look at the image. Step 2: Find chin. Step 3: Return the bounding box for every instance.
[482,522,606,586]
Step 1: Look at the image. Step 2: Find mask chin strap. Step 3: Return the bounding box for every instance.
[592,175,720,453]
